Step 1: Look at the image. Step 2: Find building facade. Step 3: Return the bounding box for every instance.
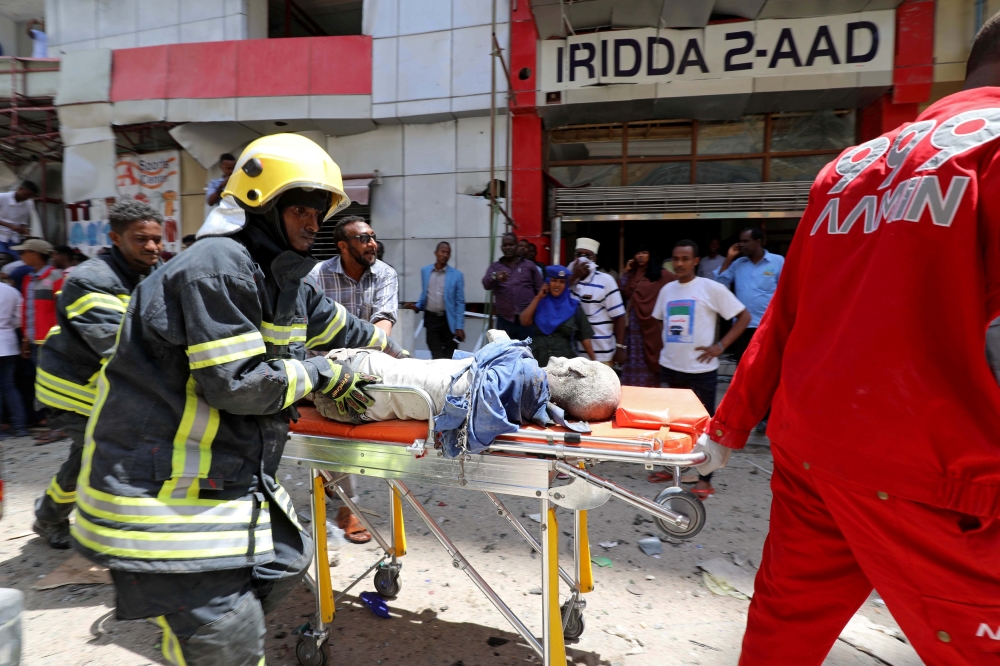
[0,0,993,303]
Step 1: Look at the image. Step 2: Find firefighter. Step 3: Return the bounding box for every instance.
[73,134,405,665]
[32,200,163,549]
[706,14,1000,665]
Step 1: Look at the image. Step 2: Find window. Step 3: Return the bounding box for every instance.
[545,110,855,186]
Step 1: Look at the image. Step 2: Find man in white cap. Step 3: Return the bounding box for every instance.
[569,238,626,365]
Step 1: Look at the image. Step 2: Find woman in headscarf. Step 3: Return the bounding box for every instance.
[619,245,676,387]
[520,265,596,367]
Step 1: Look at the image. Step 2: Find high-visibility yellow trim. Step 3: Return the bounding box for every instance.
[159,377,220,501]
[35,385,93,417]
[305,302,346,349]
[281,359,313,409]
[367,328,387,350]
[320,359,342,394]
[187,331,265,370]
[37,368,96,400]
[272,484,304,532]
[43,325,61,342]
[155,617,187,666]
[65,292,127,320]
[72,514,272,560]
[77,486,268,526]
[45,476,76,504]
[260,321,307,345]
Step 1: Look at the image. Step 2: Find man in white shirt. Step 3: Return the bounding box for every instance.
[0,181,37,258]
[653,239,750,498]
[0,280,26,438]
[569,238,626,364]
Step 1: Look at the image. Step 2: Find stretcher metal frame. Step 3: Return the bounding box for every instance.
[283,385,707,666]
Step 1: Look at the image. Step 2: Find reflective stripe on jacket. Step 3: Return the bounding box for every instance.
[74,236,387,572]
[36,249,153,417]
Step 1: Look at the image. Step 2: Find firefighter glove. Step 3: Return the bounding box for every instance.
[315,360,381,420]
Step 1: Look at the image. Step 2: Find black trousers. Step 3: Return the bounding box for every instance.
[424,311,457,360]
[112,500,312,665]
[34,410,87,524]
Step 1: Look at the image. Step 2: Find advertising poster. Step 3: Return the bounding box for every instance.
[64,150,183,256]
[115,151,182,254]
[66,198,115,258]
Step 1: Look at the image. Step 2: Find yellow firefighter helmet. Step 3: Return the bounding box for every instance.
[223,133,350,221]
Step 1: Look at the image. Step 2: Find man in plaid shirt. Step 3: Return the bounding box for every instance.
[310,216,397,337]
[309,215,398,544]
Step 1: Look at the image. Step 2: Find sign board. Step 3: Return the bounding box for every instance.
[116,151,182,254]
[64,150,183,257]
[540,10,895,92]
[66,198,115,258]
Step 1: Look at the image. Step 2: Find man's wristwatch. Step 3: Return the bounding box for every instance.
[616,344,628,350]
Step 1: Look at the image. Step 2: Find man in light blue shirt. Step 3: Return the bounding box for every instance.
[714,227,784,360]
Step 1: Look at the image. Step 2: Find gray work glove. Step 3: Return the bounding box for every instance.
[694,433,732,477]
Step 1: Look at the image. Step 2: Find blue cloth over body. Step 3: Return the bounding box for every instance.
[533,265,579,335]
[434,338,589,457]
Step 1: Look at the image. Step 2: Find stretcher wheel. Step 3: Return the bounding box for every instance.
[560,600,585,641]
[652,487,706,540]
[374,564,402,598]
[295,637,328,666]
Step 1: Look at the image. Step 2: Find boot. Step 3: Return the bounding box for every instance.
[33,497,71,549]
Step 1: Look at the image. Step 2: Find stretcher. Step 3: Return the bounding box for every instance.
[282,384,711,666]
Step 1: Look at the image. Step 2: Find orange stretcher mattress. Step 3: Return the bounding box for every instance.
[290,386,709,455]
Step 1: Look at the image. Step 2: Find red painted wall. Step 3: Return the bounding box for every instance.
[110,36,372,102]
[893,0,935,104]
[509,0,545,257]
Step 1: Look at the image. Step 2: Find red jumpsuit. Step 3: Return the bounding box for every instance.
[711,87,1000,664]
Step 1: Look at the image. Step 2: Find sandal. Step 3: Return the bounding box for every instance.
[336,507,371,544]
[33,430,65,445]
[690,487,716,501]
[646,470,674,483]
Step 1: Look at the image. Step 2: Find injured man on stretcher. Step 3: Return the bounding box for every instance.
[311,332,621,458]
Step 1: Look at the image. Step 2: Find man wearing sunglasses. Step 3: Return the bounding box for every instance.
[310,215,398,544]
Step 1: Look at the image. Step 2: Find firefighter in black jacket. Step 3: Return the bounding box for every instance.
[32,200,163,549]
[74,134,404,665]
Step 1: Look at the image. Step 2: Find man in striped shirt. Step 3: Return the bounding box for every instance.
[569,238,626,365]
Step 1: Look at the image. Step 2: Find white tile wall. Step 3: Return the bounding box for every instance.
[181,0,227,23]
[370,176,404,240]
[456,115,506,172]
[366,0,399,38]
[138,25,181,47]
[395,98,451,121]
[455,191,491,238]
[58,39,98,53]
[180,17,227,43]
[454,236,491,303]
[398,0,451,36]
[451,23,508,98]
[380,239,405,283]
[224,13,248,40]
[165,97,237,122]
[59,0,98,44]
[98,0,137,38]
[371,38,398,105]
[327,124,403,176]
[404,173,457,238]
[453,0,509,29]
[456,170,490,196]
[236,96,309,120]
[97,33,139,49]
[402,238,446,301]
[403,121,456,175]
[224,0,249,14]
[397,31,451,101]
[137,0,180,31]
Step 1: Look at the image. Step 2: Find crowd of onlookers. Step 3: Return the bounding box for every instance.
[1,169,783,501]
[479,228,784,498]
